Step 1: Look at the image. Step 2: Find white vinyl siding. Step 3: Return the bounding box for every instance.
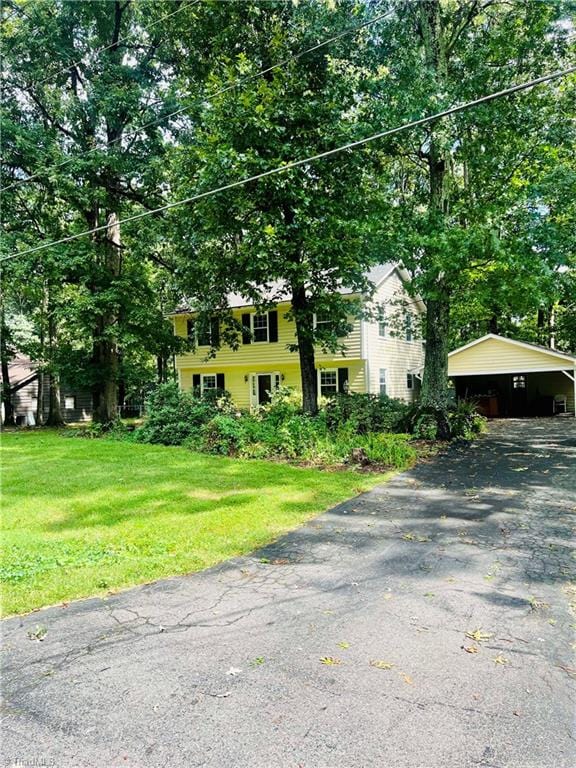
[363,269,425,402]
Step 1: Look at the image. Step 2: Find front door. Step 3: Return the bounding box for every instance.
[257,374,272,406]
[250,373,280,407]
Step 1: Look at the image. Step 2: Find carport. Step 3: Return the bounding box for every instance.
[448,334,576,418]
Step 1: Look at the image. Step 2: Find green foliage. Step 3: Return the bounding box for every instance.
[201,414,245,456]
[413,413,440,441]
[325,393,410,434]
[448,400,488,440]
[135,384,416,469]
[411,400,487,441]
[135,382,222,446]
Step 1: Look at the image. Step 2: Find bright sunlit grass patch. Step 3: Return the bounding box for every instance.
[1,430,391,616]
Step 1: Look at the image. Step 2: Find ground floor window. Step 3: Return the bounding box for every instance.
[64,396,76,409]
[406,373,414,390]
[319,369,338,396]
[379,368,387,395]
[201,374,217,394]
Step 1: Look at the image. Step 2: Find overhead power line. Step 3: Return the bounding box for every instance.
[2,7,394,192]
[2,64,574,264]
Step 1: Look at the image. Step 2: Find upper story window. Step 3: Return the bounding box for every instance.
[314,313,337,334]
[187,317,219,347]
[378,307,386,339]
[405,312,413,342]
[241,310,278,344]
[252,313,269,343]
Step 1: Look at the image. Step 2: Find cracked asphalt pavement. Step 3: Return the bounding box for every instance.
[1,418,575,768]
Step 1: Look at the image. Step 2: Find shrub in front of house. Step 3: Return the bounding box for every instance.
[325,392,410,434]
[134,384,419,468]
[134,382,229,446]
[448,400,487,439]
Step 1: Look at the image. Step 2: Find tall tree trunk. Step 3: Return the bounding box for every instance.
[291,283,318,415]
[1,352,15,427]
[417,0,452,438]
[0,302,15,426]
[45,309,64,427]
[420,295,452,439]
[36,280,48,426]
[36,372,44,426]
[46,372,64,426]
[92,213,121,425]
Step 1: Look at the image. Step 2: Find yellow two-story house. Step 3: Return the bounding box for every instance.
[171,263,425,408]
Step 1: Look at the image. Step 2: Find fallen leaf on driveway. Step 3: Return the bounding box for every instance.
[401,673,413,685]
[383,593,393,600]
[320,656,341,666]
[337,641,350,649]
[463,645,479,654]
[465,629,493,643]
[27,625,47,642]
[370,660,394,670]
[493,654,509,665]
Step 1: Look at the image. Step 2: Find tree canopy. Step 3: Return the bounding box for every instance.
[2,0,575,426]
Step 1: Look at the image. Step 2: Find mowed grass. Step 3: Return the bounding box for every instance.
[1,431,390,616]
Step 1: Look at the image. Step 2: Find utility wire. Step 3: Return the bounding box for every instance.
[2,7,394,192]
[2,64,574,263]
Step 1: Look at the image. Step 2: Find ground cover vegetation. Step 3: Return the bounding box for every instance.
[128,383,485,463]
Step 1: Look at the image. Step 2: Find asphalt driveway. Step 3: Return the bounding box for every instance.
[2,418,575,768]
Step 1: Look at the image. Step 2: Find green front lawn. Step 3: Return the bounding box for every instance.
[1,431,390,616]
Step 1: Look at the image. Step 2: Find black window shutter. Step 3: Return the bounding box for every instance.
[216,373,225,390]
[268,310,278,342]
[192,374,201,391]
[338,367,349,393]
[187,319,195,339]
[241,313,251,344]
[211,317,220,347]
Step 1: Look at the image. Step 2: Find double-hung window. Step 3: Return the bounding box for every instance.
[319,369,338,396]
[406,373,414,390]
[379,368,387,395]
[405,313,413,342]
[252,313,269,343]
[314,313,336,335]
[200,374,217,394]
[378,308,387,338]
